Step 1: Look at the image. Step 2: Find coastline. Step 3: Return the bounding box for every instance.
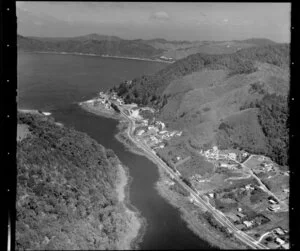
[115,123,248,249]
[79,102,145,249]
[79,101,120,120]
[18,109,52,116]
[78,101,248,249]
[114,163,146,250]
[154,167,248,250]
[21,50,174,64]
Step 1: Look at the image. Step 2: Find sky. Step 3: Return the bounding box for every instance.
[16,2,291,42]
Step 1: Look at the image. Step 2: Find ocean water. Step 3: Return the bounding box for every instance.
[18,52,213,250]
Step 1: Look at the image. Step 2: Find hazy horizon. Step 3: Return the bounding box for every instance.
[17,2,291,43]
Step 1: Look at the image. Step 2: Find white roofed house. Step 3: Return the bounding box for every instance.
[220,163,229,168]
[229,153,237,160]
[275,237,285,245]
[273,227,285,235]
[176,131,182,137]
[268,204,281,212]
[243,220,253,228]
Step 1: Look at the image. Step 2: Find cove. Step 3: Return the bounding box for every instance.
[18,52,213,249]
[52,104,212,250]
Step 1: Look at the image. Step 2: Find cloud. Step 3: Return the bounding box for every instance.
[150,11,170,21]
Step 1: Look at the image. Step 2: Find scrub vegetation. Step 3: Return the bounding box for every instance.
[112,44,290,165]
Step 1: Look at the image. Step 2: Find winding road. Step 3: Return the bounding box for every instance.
[115,103,269,249]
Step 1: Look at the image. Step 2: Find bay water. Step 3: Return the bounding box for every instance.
[18,52,212,250]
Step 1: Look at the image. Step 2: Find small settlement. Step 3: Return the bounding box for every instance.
[84,90,290,250]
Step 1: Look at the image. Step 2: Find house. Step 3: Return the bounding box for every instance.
[274,227,285,235]
[242,152,248,157]
[176,156,181,161]
[268,204,281,211]
[226,213,240,222]
[243,220,253,228]
[275,237,285,245]
[237,207,243,212]
[208,193,214,198]
[176,131,182,137]
[245,184,254,190]
[220,163,229,168]
[269,199,278,205]
[170,131,176,137]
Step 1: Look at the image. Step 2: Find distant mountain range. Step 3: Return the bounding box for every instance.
[112,43,290,167]
[17,33,279,61]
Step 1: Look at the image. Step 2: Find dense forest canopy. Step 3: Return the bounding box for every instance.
[246,94,289,166]
[16,113,130,250]
[217,93,289,166]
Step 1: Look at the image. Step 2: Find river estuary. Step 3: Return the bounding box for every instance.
[18,52,212,249]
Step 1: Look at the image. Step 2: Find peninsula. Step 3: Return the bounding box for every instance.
[16,110,142,250]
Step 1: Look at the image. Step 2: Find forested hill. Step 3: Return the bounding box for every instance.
[17,34,164,58]
[112,43,290,167]
[16,112,131,250]
[17,34,279,61]
[112,43,289,107]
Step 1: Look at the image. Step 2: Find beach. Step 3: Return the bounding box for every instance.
[25,51,174,64]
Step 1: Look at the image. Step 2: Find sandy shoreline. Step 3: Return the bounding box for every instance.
[23,51,174,64]
[114,163,146,250]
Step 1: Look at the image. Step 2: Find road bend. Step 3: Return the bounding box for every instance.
[117,105,268,249]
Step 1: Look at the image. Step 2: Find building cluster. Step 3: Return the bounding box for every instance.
[132,116,182,150]
[268,197,281,212]
[253,158,276,174]
[100,91,183,151]
[272,227,289,249]
[200,146,246,162]
[227,208,271,231]
[200,146,246,170]
[263,227,290,249]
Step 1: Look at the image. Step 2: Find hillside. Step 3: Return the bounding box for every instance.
[113,44,289,105]
[112,44,290,166]
[16,112,137,250]
[17,34,278,61]
[17,34,164,58]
